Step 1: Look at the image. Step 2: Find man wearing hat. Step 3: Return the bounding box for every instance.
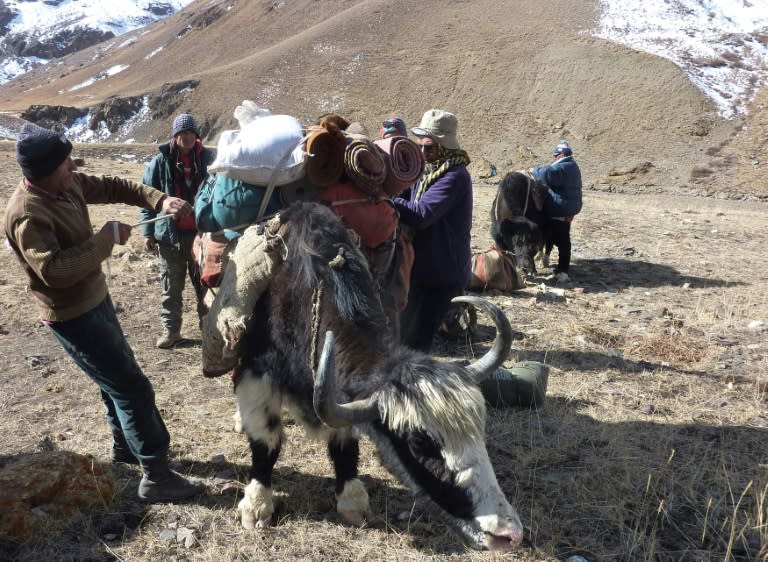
[530,140,583,281]
[4,123,205,502]
[141,113,214,348]
[393,109,473,352]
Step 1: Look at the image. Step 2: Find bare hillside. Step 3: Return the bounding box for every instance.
[0,0,761,195]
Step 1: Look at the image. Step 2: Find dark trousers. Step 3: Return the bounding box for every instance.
[48,296,170,464]
[545,219,572,273]
[400,283,463,352]
[158,231,206,332]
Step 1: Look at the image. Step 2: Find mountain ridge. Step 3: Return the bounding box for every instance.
[0,0,764,196]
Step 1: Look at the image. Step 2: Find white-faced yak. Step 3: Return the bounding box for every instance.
[202,201,524,551]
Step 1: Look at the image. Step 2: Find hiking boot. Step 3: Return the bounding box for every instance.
[156,330,183,349]
[138,471,206,503]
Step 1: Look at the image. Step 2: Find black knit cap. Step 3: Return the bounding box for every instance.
[16,123,73,181]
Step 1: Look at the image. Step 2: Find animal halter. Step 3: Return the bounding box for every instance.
[309,247,349,379]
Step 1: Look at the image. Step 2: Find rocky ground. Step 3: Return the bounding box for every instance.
[0,142,766,561]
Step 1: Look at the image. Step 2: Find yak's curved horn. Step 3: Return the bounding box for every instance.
[454,296,513,383]
[313,330,380,427]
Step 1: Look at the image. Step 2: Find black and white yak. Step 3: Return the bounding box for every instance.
[202,201,525,551]
[490,171,551,276]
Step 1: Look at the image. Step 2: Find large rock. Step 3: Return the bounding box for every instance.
[0,451,116,539]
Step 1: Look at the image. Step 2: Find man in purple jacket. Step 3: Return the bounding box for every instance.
[393,109,472,352]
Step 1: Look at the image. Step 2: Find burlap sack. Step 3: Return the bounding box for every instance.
[201,217,285,376]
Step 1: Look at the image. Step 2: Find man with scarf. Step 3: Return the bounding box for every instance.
[393,109,473,352]
[141,113,214,348]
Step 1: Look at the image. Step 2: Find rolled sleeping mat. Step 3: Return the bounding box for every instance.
[480,361,549,408]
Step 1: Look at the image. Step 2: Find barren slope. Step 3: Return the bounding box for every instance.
[0,0,757,194]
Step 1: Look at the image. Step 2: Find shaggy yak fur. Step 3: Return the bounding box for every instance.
[490,171,551,275]
[229,201,524,551]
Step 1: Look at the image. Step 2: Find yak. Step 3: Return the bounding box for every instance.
[490,171,551,276]
[202,201,524,551]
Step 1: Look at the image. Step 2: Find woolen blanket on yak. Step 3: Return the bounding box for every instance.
[374,136,425,197]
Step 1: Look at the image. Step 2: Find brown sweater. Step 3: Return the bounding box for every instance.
[4,173,166,322]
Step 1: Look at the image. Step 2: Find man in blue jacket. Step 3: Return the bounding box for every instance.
[394,109,472,352]
[141,113,215,348]
[531,140,582,281]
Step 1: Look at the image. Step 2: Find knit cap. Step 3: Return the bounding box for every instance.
[15,123,73,181]
[553,140,573,156]
[172,113,200,138]
[381,116,407,138]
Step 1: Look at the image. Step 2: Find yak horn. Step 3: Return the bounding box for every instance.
[455,296,513,383]
[313,331,379,427]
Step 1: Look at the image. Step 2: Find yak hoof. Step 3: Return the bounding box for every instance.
[238,480,274,529]
[336,478,372,527]
[238,497,273,529]
[339,508,373,527]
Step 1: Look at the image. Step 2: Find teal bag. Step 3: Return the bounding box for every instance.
[194,173,282,238]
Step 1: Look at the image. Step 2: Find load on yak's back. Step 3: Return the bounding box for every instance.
[195,100,424,244]
[193,101,426,335]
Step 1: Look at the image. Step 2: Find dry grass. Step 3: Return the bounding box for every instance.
[1,148,767,561]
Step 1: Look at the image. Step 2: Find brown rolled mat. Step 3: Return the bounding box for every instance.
[344,136,386,195]
[318,113,350,131]
[305,125,346,187]
[374,137,425,197]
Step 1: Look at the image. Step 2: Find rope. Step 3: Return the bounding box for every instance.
[309,284,324,380]
[329,196,390,208]
[131,214,174,228]
[522,173,532,216]
[256,133,312,221]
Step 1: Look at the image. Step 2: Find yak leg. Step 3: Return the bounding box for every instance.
[236,372,283,529]
[328,432,372,526]
[232,406,243,433]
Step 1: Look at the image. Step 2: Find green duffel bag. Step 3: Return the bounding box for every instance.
[480,361,549,408]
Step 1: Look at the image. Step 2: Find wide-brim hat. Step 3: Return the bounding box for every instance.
[411,109,460,150]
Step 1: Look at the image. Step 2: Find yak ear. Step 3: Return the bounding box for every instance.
[313,331,380,427]
[222,316,249,353]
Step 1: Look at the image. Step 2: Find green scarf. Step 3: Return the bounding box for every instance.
[414,149,471,201]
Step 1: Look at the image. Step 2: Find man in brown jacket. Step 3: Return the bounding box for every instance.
[4,123,204,502]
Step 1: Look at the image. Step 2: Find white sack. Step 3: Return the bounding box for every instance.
[209,107,306,186]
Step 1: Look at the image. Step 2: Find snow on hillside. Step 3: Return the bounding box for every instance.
[595,0,768,118]
[2,0,768,141]
[0,0,194,83]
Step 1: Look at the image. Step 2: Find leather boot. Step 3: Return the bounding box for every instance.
[138,458,205,503]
